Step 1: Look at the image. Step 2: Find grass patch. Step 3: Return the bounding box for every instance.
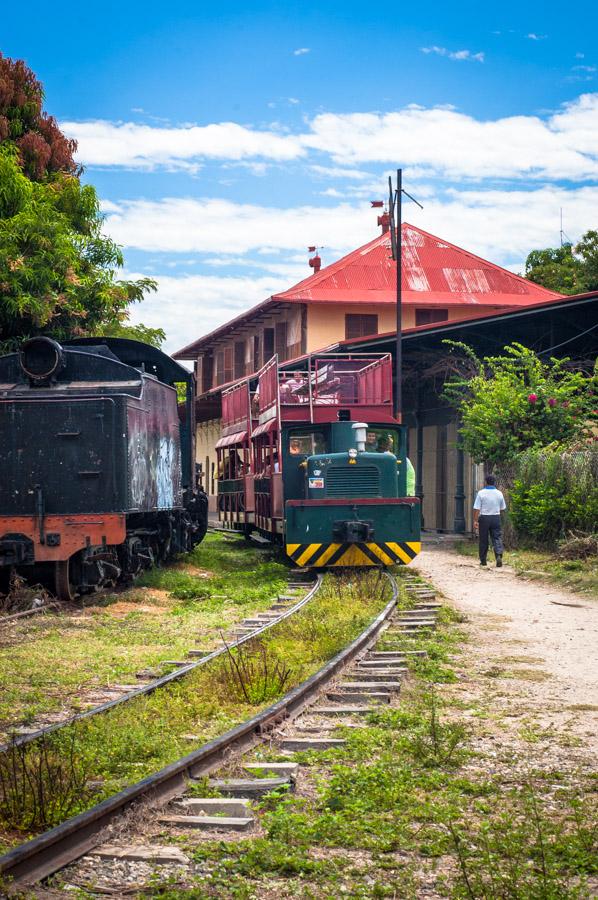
[135,585,598,899]
[456,539,598,599]
[0,570,392,850]
[0,534,289,738]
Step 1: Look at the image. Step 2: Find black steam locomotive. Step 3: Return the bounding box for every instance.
[0,336,207,600]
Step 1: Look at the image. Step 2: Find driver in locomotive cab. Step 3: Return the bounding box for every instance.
[365,431,378,452]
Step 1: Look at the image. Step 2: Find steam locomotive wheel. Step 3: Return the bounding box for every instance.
[54,560,77,602]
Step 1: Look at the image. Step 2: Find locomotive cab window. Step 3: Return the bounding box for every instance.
[288,430,327,456]
[364,429,399,454]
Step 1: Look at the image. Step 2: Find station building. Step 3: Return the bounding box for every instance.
[174,219,581,526]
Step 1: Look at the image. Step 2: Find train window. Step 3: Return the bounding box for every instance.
[288,431,327,456]
[364,429,399,454]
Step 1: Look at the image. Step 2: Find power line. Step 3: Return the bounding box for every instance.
[538,320,598,355]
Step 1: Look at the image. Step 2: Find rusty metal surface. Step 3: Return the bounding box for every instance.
[127,379,182,511]
[273,223,561,307]
[0,573,397,886]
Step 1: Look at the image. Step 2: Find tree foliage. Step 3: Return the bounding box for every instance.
[525,230,598,295]
[0,53,78,181]
[0,54,158,350]
[442,342,597,465]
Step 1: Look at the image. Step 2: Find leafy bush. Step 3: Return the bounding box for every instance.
[442,342,597,465]
[507,445,598,544]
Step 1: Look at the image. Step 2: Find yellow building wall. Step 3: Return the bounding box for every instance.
[196,418,221,512]
[305,302,493,352]
[306,304,415,352]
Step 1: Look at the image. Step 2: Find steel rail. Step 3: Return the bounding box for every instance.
[0,602,61,625]
[0,572,398,886]
[0,575,320,754]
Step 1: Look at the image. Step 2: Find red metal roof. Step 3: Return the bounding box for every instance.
[272,223,561,308]
[174,223,561,360]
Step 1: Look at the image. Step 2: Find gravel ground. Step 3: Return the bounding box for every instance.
[415,546,598,749]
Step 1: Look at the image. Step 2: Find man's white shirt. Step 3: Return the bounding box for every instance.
[473,487,506,516]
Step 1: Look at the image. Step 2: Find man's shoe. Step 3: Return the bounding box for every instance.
[480,560,487,567]
[496,555,503,568]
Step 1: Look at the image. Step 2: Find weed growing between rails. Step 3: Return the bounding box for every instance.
[0,533,289,740]
[0,570,391,853]
[138,585,596,899]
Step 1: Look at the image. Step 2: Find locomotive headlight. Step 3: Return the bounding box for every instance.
[20,336,65,383]
[348,448,358,459]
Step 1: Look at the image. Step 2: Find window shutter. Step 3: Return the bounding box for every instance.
[345,314,378,340]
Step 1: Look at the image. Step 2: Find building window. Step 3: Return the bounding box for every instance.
[215,347,233,385]
[345,314,378,340]
[275,321,287,361]
[200,353,213,393]
[253,334,261,372]
[263,328,274,364]
[415,309,449,327]
[234,341,245,379]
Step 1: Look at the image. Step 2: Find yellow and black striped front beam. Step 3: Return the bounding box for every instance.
[286,541,421,567]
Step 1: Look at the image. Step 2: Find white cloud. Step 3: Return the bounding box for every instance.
[125,272,292,353]
[67,93,598,182]
[104,198,373,256]
[421,46,485,62]
[293,47,310,56]
[120,184,598,351]
[302,94,598,179]
[63,120,304,170]
[527,33,547,40]
[309,164,371,180]
[414,185,598,264]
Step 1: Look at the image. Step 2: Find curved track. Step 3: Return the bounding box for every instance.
[0,573,444,889]
[0,575,321,754]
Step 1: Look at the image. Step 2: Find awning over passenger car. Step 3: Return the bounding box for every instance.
[251,419,278,438]
[215,430,247,448]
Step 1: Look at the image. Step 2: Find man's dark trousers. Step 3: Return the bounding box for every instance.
[478,514,503,563]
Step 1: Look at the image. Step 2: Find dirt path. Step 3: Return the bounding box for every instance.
[415,547,598,751]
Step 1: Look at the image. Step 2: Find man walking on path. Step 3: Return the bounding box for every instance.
[473,474,506,567]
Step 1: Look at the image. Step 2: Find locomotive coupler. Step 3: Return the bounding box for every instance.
[332,520,374,543]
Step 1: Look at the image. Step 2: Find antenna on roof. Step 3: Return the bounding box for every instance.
[388,169,423,421]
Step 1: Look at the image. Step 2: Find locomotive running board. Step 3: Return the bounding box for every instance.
[286,541,421,567]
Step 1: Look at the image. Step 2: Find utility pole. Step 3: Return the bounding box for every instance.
[387,169,423,421]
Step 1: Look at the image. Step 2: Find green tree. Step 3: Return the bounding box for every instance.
[524,230,598,295]
[575,229,598,292]
[0,54,158,350]
[442,342,597,465]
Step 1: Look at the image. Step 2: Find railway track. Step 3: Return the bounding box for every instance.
[0,572,441,892]
[0,573,319,752]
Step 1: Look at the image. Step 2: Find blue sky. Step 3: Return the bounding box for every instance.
[3,0,598,351]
